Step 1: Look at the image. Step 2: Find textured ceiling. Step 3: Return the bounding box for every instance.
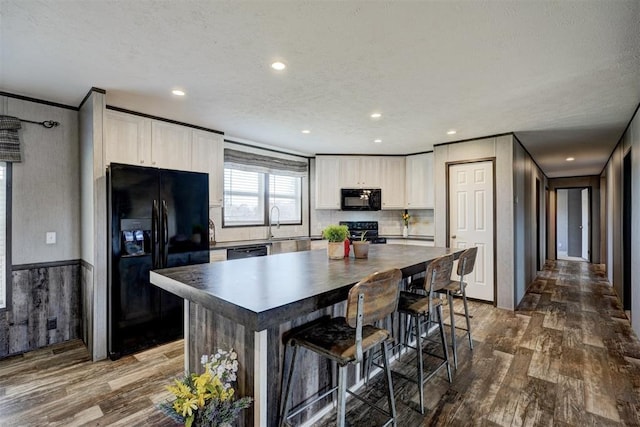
[1,1,639,178]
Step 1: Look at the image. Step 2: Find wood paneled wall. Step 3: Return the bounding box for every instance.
[0,261,81,358]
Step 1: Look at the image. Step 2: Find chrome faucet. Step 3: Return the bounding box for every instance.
[209,219,216,245]
[268,205,280,240]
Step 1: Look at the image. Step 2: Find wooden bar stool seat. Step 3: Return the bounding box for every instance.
[395,254,453,414]
[279,268,402,427]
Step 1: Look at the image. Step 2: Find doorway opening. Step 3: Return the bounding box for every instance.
[556,187,590,262]
[623,150,631,312]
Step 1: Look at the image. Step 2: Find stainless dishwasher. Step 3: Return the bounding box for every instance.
[226,245,268,260]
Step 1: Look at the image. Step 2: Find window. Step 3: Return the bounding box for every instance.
[222,148,307,228]
[269,174,302,224]
[0,162,9,310]
[223,168,265,226]
[223,168,302,226]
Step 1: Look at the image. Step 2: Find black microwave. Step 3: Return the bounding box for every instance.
[341,188,382,211]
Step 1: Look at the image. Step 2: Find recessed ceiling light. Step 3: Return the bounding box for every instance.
[172,89,185,96]
[374,139,382,144]
[447,130,457,135]
[370,113,382,119]
[271,61,286,71]
[566,157,575,161]
[302,130,310,134]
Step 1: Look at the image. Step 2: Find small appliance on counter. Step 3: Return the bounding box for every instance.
[339,221,387,244]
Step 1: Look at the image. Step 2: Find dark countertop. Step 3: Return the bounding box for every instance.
[209,236,316,250]
[151,245,459,331]
[209,235,434,250]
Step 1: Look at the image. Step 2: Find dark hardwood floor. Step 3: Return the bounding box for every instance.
[1,260,639,426]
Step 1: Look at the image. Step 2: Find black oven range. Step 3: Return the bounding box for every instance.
[339,221,387,244]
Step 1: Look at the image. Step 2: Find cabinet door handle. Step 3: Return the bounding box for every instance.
[140,160,144,164]
[451,235,457,239]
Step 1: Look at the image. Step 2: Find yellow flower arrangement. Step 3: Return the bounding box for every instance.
[402,211,410,226]
[160,349,252,427]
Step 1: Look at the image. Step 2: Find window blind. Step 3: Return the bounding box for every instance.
[224,149,307,177]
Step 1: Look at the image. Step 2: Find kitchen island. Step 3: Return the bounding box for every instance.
[150,244,461,426]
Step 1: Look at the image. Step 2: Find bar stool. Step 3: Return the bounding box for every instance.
[442,246,477,369]
[408,247,477,369]
[396,253,453,414]
[279,268,402,427]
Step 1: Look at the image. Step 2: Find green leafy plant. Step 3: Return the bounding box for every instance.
[359,230,368,241]
[159,349,252,427]
[322,224,349,242]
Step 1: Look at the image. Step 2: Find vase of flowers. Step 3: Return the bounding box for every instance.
[402,211,410,238]
[159,349,252,427]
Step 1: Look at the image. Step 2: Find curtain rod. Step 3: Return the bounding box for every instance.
[19,118,59,128]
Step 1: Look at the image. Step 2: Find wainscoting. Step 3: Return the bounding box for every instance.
[0,260,81,358]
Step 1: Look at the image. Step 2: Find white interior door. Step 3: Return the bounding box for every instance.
[581,188,589,260]
[448,161,494,302]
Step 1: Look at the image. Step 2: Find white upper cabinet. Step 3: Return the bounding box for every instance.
[105,110,151,166]
[315,156,341,209]
[316,155,407,210]
[380,157,405,209]
[191,130,224,207]
[105,110,192,171]
[339,156,381,188]
[405,152,434,209]
[150,121,192,170]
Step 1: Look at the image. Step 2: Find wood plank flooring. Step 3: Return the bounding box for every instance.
[1,260,639,426]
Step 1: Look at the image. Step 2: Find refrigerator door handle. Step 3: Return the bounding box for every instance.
[162,200,169,267]
[152,200,159,268]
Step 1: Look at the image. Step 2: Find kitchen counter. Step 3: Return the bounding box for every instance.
[209,236,315,250]
[150,245,460,426]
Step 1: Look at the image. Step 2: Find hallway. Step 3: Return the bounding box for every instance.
[1,261,639,426]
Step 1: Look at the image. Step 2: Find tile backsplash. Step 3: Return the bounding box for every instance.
[311,209,434,237]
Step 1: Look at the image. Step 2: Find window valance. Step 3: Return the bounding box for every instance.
[224,148,307,177]
[0,116,22,162]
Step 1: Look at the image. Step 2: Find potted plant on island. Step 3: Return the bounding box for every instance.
[322,224,349,260]
[352,231,370,259]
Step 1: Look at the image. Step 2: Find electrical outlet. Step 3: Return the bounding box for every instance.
[46,231,56,245]
[47,318,57,330]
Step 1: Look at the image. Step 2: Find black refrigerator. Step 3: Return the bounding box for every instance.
[108,163,209,360]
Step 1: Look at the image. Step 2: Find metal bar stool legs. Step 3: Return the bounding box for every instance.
[279,268,402,427]
[443,246,478,369]
[395,254,454,414]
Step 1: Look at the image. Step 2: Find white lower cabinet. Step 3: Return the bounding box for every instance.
[310,240,328,251]
[386,239,435,247]
[210,250,227,263]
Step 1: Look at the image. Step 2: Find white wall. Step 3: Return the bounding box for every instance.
[0,96,80,265]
